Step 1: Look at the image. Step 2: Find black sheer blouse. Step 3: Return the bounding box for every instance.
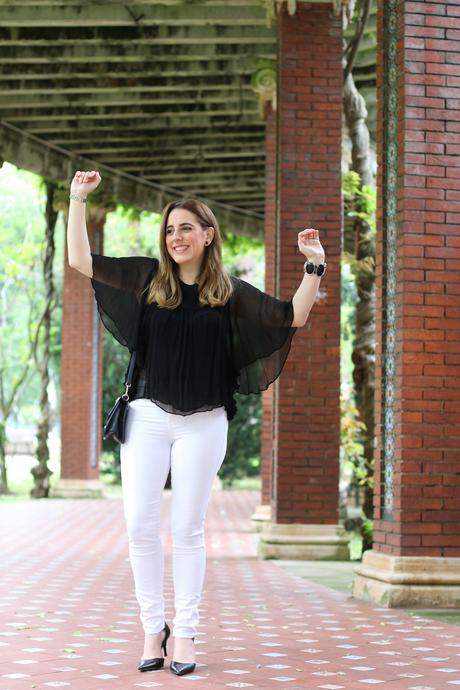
[90,253,297,422]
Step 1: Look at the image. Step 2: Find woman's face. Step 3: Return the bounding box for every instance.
[165,207,212,267]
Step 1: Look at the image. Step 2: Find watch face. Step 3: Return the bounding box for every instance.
[306,262,314,274]
[317,264,325,276]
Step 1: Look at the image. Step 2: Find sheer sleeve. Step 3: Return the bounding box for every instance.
[90,253,158,351]
[228,275,298,395]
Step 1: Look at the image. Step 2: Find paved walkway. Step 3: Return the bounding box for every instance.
[1,490,460,690]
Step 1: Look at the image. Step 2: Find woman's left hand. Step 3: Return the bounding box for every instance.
[298,228,325,262]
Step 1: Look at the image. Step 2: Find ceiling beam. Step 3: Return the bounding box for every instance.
[0,6,272,28]
[0,80,257,97]
[124,160,265,173]
[0,67,257,82]
[87,149,265,161]
[0,120,264,237]
[8,108,261,129]
[57,130,265,146]
[7,0,263,4]
[19,121,263,136]
[0,48,275,65]
[0,91,259,110]
[4,0,262,5]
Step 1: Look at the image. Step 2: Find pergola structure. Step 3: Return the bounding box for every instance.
[0,0,376,232]
[1,1,459,609]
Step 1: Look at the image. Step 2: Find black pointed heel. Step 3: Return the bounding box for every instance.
[137,621,171,672]
[170,636,196,676]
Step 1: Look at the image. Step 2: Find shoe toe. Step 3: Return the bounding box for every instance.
[138,657,164,671]
[170,660,196,676]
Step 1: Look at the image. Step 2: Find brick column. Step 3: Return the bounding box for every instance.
[252,104,277,528]
[54,207,106,498]
[261,104,277,509]
[353,0,460,607]
[258,3,348,559]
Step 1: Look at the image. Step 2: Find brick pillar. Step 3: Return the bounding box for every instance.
[258,104,277,525]
[258,3,348,559]
[54,208,106,497]
[353,0,460,607]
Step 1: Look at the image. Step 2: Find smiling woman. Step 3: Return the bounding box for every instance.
[68,182,299,676]
[88,196,298,422]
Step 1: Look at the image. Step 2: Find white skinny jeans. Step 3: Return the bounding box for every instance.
[119,397,229,638]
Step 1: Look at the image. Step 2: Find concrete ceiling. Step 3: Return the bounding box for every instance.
[0,1,376,237]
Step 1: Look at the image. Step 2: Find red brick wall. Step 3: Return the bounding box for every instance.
[261,104,276,506]
[60,213,104,481]
[373,1,460,556]
[274,3,342,524]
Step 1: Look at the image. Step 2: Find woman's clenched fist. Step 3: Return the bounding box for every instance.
[70,170,102,197]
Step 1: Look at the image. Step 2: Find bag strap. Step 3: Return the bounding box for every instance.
[122,350,137,401]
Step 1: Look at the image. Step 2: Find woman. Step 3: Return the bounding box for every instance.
[67,169,326,676]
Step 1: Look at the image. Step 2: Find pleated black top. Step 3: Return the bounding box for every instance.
[90,253,297,422]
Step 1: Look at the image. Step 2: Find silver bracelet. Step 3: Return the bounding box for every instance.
[69,192,87,203]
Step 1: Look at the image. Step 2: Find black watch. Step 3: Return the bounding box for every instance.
[303,259,327,276]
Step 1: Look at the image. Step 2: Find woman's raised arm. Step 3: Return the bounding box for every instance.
[67,170,101,275]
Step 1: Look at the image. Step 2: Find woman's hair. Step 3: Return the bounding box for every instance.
[144,198,234,309]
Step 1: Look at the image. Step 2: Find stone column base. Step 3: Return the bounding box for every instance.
[258,522,350,560]
[52,478,107,499]
[352,549,460,608]
[251,503,271,532]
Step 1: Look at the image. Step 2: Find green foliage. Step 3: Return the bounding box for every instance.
[222,231,264,260]
[343,170,376,219]
[361,516,374,545]
[340,263,358,388]
[340,170,376,553]
[341,392,372,493]
[340,388,374,555]
[0,163,65,426]
[343,170,376,272]
[219,393,261,487]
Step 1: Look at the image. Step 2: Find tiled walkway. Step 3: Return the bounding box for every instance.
[1,490,460,690]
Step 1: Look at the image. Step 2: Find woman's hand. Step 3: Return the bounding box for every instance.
[298,228,325,263]
[70,170,102,197]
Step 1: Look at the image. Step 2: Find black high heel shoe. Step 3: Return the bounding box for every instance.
[137,621,171,672]
[170,636,196,676]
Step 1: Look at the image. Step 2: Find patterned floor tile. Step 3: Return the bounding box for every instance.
[1,492,459,689]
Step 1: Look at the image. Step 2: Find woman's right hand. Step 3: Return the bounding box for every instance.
[70,170,102,197]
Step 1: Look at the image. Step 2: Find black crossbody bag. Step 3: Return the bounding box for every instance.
[102,275,151,444]
[103,349,138,444]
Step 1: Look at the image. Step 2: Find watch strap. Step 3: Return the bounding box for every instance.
[303,259,327,276]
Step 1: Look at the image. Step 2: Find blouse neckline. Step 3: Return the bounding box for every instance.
[179,278,198,287]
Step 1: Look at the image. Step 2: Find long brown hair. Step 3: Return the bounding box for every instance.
[144,198,234,309]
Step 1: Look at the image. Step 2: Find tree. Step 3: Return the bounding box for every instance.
[30,180,59,498]
[0,164,54,495]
